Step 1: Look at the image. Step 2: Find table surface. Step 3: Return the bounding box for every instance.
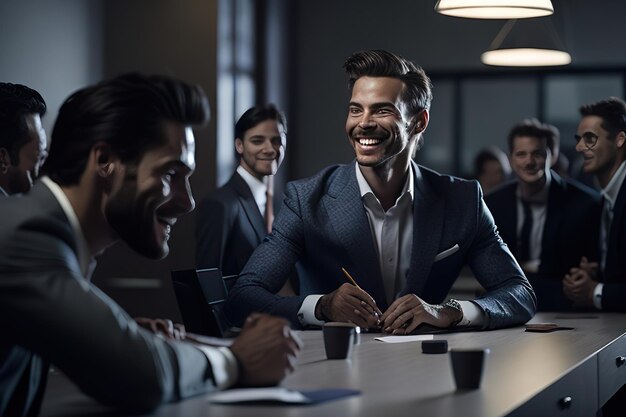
[40,312,626,417]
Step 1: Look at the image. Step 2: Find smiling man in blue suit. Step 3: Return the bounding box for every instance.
[226,50,536,333]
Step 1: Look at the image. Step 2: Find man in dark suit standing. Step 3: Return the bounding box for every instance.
[485,119,601,311]
[0,82,48,196]
[196,104,286,279]
[0,74,300,417]
[564,97,626,312]
[226,50,536,333]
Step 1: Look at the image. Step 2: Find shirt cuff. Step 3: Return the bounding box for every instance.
[297,294,325,327]
[593,283,604,310]
[195,346,239,389]
[457,300,485,327]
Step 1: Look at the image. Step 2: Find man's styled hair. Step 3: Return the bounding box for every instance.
[43,73,210,185]
[579,97,626,139]
[343,50,433,115]
[234,104,286,141]
[507,118,559,156]
[0,83,47,165]
[474,146,511,178]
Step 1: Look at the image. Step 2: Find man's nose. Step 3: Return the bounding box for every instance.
[170,181,195,215]
[358,113,376,129]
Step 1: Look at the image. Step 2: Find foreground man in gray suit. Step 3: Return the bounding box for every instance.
[226,50,536,332]
[0,73,300,417]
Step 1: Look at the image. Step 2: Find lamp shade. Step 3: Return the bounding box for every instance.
[481,19,571,67]
[435,0,553,19]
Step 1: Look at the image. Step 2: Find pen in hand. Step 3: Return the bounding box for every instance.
[341,267,381,327]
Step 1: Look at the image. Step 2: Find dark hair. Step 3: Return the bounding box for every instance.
[507,118,559,155]
[0,82,46,165]
[234,103,286,141]
[474,146,511,177]
[43,73,210,185]
[343,50,433,115]
[579,97,626,138]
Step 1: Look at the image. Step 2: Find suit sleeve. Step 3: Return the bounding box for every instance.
[195,197,230,269]
[466,187,537,329]
[225,182,306,328]
[0,217,226,412]
[602,283,626,311]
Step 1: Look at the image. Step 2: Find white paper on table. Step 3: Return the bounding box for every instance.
[374,335,434,343]
[208,388,311,404]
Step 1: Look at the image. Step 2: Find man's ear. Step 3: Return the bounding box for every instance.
[412,109,429,134]
[616,131,626,149]
[235,138,244,155]
[93,142,115,178]
[0,147,11,174]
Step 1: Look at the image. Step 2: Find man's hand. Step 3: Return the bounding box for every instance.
[135,317,186,340]
[229,313,302,387]
[315,283,382,329]
[380,294,462,334]
[579,256,599,278]
[563,267,596,307]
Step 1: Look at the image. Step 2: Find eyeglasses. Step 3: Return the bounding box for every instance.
[574,132,598,150]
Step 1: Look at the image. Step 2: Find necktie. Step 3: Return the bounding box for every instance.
[600,198,612,272]
[520,201,532,262]
[265,177,274,234]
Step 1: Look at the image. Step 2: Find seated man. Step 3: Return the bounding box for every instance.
[564,97,626,312]
[0,73,300,417]
[225,50,536,333]
[485,119,601,311]
[0,82,48,196]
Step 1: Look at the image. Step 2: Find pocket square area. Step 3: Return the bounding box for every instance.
[434,244,460,262]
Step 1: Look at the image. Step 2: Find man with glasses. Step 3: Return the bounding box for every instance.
[564,97,626,312]
[485,119,601,311]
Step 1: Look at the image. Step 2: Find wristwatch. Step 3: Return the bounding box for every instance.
[443,299,463,327]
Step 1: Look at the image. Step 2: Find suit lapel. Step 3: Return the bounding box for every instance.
[231,172,266,242]
[542,172,565,264]
[606,178,626,279]
[324,162,386,307]
[404,163,444,296]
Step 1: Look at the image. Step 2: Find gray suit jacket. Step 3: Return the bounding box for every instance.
[0,182,222,416]
[225,161,536,329]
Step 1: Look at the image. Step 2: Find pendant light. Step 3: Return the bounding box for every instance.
[435,0,554,19]
[481,18,571,67]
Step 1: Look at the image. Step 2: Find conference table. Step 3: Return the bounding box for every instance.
[41,312,626,417]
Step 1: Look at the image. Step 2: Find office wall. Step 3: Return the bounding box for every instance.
[287,0,626,179]
[0,0,103,135]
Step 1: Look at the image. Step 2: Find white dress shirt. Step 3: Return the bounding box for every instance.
[237,165,267,216]
[515,174,550,274]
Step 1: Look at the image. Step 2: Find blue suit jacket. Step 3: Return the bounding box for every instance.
[602,177,626,311]
[195,172,266,275]
[485,172,602,311]
[225,161,536,329]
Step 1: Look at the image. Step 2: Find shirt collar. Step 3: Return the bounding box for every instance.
[603,161,626,208]
[355,162,414,205]
[0,186,7,196]
[40,176,93,278]
[236,165,267,209]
